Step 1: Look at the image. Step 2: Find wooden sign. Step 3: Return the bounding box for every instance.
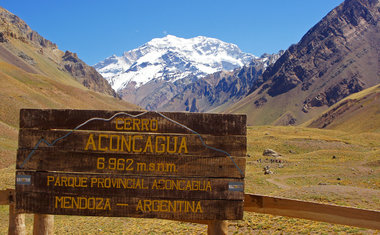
[16,109,246,220]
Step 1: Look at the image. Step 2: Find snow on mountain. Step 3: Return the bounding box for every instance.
[94,35,256,91]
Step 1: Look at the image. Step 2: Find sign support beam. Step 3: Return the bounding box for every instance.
[1,190,379,232]
[244,194,380,230]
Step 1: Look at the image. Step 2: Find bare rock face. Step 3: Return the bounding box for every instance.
[0,7,117,98]
[273,113,297,126]
[303,77,365,112]
[0,32,8,42]
[323,78,365,105]
[262,0,379,98]
[254,97,267,108]
[233,0,380,126]
[61,51,117,97]
[160,52,283,112]
[308,84,380,131]
[0,7,57,50]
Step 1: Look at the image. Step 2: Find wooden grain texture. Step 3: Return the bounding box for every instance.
[17,150,245,178]
[16,109,247,220]
[8,203,26,235]
[5,189,380,229]
[16,191,243,220]
[244,194,380,230]
[207,220,228,235]
[33,214,54,235]
[20,109,246,136]
[0,189,14,205]
[16,171,244,200]
[18,129,246,157]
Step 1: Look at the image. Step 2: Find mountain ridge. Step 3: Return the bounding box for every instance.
[307,84,380,133]
[226,0,380,126]
[0,6,117,97]
[95,35,281,111]
[95,35,256,91]
[95,35,284,111]
[162,52,283,112]
[0,6,141,169]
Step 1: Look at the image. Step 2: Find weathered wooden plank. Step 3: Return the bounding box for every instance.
[0,189,14,205]
[9,203,26,235]
[208,220,228,235]
[33,214,54,235]
[17,150,246,178]
[16,191,243,220]
[20,109,246,136]
[244,194,380,230]
[16,171,244,200]
[16,109,247,220]
[6,190,380,228]
[18,129,246,157]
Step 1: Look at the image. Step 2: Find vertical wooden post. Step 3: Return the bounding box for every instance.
[207,220,228,235]
[8,203,26,235]
[7,189,25,235]
[33,214,54,235]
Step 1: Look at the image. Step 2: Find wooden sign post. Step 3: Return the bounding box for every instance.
[16,109,246,221]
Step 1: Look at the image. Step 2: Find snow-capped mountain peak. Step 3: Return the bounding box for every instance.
[94,35,256,91]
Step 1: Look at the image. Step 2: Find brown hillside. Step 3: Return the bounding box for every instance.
[0,6,142,169]
[0,6,117,97]
[0,61,141,169]
[226,0,380,126]
[307,84,380,132]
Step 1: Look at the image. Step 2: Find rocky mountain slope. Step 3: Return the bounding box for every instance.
[307,84,380,133]
[0,6,141,168]
[95,35,255,90]
[226,0,380,126]
[0,6,117,97]
[162,52,283,112]
[95,35,280,111]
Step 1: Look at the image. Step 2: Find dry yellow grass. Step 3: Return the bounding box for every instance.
[305,84,380,133]
[0,125,379,234]
[0,61,142,171]
[0,37,378,232]
[0,61,141,127]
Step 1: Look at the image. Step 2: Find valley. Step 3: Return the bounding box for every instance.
[1,126,379,234]
[0,0,379,233]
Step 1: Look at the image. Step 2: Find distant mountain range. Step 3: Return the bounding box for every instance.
[95,0,379,123]
[95,35,256,90]
[95,0,380,121]
[1,0,379,131]
[95,35,282,111]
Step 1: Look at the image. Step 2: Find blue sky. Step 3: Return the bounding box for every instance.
[2,0,344,65]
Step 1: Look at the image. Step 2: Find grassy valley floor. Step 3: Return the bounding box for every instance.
[0,126,379,234]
